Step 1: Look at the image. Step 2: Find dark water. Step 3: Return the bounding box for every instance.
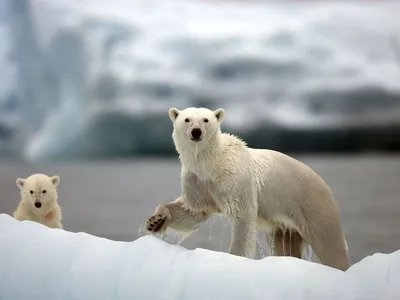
[1,155,399,265]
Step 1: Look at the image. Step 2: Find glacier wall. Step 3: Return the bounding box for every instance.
[1,0,400,160]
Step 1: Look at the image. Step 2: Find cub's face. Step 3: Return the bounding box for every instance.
[16,175,60,209]
[168,107,225,145]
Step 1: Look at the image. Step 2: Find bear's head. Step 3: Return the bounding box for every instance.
[168,107,225,148]
[16,174,60,209]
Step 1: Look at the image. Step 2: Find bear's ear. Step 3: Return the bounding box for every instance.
[16,178,25,189]
[51,175,60,187]
[213,108,225,123]
[168,108,181,122]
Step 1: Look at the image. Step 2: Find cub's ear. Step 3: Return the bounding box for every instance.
[51,175,60,187]
[168,108,181,122]
[16,178,25,189]
[213,108,225,123]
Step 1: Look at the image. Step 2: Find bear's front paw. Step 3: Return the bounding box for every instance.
[146,204,171,233]
[146,213,168,233]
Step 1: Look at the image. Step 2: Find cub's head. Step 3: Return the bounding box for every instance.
[16,174,60,209]
[168,107,225,146]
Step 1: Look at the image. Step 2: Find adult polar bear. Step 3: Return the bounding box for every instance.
[146,107,350,271]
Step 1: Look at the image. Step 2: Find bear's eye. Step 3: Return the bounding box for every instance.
[30,190,33,194]
[184,118,190,123]
[203,118,208,123]
[42,190,47,194]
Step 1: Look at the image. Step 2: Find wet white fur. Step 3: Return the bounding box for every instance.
[154,107,349,271]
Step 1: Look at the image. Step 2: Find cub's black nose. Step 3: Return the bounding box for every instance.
[34,201,42,208]
[191,128,202,139]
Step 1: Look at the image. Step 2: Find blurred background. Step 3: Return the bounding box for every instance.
[1,0,400,265]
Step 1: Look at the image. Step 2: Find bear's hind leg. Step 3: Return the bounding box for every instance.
[272,228,303,259]
[302,227,349,271]
[292,213,350,271]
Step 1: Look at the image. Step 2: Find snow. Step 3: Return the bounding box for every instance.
[0,213,399,299]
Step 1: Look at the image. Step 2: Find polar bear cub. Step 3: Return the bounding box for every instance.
[13,173,63,229]
[146,107,350,271]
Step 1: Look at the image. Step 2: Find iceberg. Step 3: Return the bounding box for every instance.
[0,213,399,300]
[3,0,400,160]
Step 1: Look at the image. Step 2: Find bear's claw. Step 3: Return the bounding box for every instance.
[146,213,168,233]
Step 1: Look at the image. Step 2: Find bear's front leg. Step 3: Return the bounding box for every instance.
[13,208,34,222]
[47,221,63,229]
[228,216,257,259]
[223,182,258,259]
[146,197,211,234]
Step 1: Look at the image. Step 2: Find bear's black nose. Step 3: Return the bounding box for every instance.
[191,128,202,140]
[34,201,42,208]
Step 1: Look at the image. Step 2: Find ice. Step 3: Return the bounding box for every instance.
[0,213,399,300]
[2,0,400,160]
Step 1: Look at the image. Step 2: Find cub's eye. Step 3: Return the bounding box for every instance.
[184,118,190,123]
[42,190,47,194]
[203,118,209,123]
[29,190,33,194]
